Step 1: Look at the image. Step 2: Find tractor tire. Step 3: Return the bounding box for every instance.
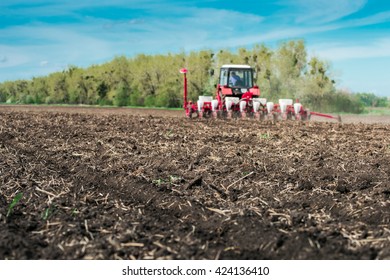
[259,111,266,121]
[188,109,199,119]
[202,110,212,119]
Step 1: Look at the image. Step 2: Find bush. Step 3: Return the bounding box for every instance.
[144,95,156,107]
[327,91,364,113]
[24,95,35,104]
[98,98,113,106]
[129,91,144,106]
[45,96,54,104]
[302,90,365,114]
[155,89,181,108]
[113,82,129,107]
[6,97,14,104]
[355,92,388,107]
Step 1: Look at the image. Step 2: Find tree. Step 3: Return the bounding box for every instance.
[30,77,49,103]
[46,72,68,104]
[355,92,388,107]
[0,81,14,103]
[250,44,274,99]
[298,56,335,110]
[186,50,214,99]
[114,81,130,106]
[273,40,307,99]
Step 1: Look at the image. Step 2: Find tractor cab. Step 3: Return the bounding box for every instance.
[218,64,257,98]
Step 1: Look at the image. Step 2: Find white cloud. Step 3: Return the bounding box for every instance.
[342,10,390,28]
[313,39,390,61]
[0,45,30,68]
[279,0,367,24]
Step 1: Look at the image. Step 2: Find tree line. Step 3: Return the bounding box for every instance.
[0,40,386,113]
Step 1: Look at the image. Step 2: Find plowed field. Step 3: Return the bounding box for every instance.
[1,105,390,259]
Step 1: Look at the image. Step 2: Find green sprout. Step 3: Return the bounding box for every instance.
[153,176,183,187]
[166,130,174,137]
[169,175,181,182]
[6,192,23,217]
[41,205,56,221]
[260,133,270,139]
[152,178,164,186]
[71,208,79,216]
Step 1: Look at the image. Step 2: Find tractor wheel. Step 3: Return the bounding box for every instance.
[188,109,199,119]
[259,111,266,121]
[203,110,212,119]
[217,110,227,119]
[232,110,240,119]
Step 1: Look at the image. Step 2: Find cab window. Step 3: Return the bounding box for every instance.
[228,69,253,88]
[219,69,228,85]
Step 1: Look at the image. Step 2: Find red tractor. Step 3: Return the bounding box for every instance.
[180,64,340,122]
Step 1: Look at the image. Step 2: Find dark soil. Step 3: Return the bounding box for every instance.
[0,106,389,259]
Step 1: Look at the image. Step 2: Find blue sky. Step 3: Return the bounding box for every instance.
[0,0,389,96]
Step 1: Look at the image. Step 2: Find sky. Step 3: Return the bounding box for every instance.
[0,0,389,96]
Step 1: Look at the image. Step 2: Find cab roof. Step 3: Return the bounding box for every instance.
[221,64,252,69]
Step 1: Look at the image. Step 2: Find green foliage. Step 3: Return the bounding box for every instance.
[41,204,56,221]
[355,92,388,107]
[144,95,156,107]
[272,40,307,99]
[363,107,390,115]
[259,133,270,139]
[71,208,79,216]
[113,81,130,107]
[324,90,365,113]
[0,40,375,113]
[24,95,35,104]
[6,192,23,218]
[128,90,143,106]
[333,91,365,113]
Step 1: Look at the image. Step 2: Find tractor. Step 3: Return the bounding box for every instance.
[180,64,340,122]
